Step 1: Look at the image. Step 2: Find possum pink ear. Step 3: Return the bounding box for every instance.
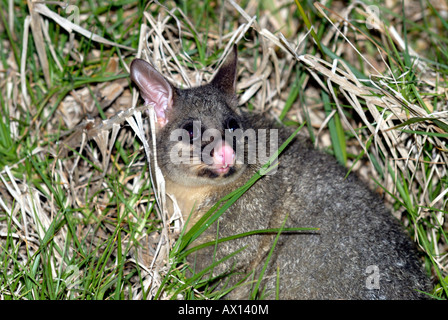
[210,45,237,95]
[130,59,173,126]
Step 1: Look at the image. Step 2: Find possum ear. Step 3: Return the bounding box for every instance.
[210,45,237,95]
[130,59,174,126]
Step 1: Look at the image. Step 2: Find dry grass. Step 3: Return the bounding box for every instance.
[0,0,447,299]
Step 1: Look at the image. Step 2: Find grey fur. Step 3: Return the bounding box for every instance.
[130,46,432,299]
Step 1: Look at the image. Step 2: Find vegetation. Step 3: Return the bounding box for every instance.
[0,0,446,299]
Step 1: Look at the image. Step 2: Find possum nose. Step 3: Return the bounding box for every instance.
[213,142,235,167]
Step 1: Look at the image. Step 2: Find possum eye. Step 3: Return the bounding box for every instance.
[182,121,201,143]
[225,117,240,133]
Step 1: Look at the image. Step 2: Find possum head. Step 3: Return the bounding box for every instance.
[130,46,252,187]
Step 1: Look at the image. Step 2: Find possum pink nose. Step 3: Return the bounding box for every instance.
[213,142,235,167]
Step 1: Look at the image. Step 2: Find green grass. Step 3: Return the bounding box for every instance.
[0,0,447,300]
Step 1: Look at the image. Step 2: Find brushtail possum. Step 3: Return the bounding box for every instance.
[130,46,431,299]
